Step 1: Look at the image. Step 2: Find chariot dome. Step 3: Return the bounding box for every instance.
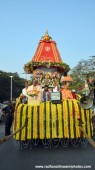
[24,31,70,86]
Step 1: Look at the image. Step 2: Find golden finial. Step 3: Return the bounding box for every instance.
[45,30,49,36]
[42,30,51,41]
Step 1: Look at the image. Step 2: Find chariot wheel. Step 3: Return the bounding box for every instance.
[70,138,80,147]
[42,139,51,148]
[80,138,88,147]
[21,140,30,149]
[13,140,21,150]
[52,139,60,148]
[32,139,39,146]
[61,138,69,147]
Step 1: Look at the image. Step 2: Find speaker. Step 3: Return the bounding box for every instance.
[80,96,93,109]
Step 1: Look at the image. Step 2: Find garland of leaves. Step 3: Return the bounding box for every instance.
[24,61,70,74]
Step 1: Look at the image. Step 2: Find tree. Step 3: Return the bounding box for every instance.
[0,71,25,102]
[70,56,95,92]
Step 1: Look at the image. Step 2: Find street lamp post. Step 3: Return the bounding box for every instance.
[9,76,13,102]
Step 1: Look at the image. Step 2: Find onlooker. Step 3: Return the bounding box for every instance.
[3,102,15,136]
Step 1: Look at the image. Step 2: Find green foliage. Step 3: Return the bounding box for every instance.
[70,56,95,92]
[0,71,25,102]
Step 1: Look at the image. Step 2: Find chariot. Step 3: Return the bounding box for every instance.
[12,32,94,149]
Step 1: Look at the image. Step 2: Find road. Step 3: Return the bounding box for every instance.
[0,122,95,170]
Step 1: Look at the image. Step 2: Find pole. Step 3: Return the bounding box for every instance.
[10,76,13,102]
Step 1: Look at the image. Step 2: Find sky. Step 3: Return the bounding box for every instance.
[0,0,95,78]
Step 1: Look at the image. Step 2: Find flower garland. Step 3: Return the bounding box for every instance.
[73,100,80,138]
[63,100,69,138]
[57,104,63,138]
[13,100,94,140]
[81,107,85,138]
[68,100,74,139]
[27,106,32,139]
[15,104,23,140]
[24,61,70,74]
[46,101,50,139]
[27,90,39,97]
[86,109,90,137]
[39,102,44,139]
[51,102,57,138]
[33,106,38,139]
[21,105,27,140]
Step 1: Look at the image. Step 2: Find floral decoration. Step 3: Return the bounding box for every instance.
[24,61,70,74]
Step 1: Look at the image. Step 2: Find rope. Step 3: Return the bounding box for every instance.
[79,126,95,148]
[0,119,27,144]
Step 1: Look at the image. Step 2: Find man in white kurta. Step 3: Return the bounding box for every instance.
[27,80,42,104]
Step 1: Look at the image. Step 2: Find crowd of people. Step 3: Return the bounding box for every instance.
[21,79,77,104]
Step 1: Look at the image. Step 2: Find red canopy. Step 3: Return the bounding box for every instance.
[32,31,62,63]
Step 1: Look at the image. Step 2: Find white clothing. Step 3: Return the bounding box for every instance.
[53,86,59,92]
[22,88,28,97]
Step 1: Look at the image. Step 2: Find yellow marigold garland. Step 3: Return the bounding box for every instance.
[68,100,74,139]
[27,105,32,139]
[13,99,93,140]
[33,106,38,139]
[57,104,63,138]
[15,104,23,140]
[21,105,27,140]
[81,108,86,138]
[63,100,69,138]
[46,101,50,139]
[39,102,44,139]
[51,103,57,138]
[89,109,93,137]
[73,100,80,138]
[86,109,90,137]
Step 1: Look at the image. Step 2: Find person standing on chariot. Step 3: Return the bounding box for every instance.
[53,84,60,92]
[27,79,42,101]
[21,81,29,104]
[61,76,74,99]
[42,85,51,102]
[22,81,29,97]
[71,89,77,99]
